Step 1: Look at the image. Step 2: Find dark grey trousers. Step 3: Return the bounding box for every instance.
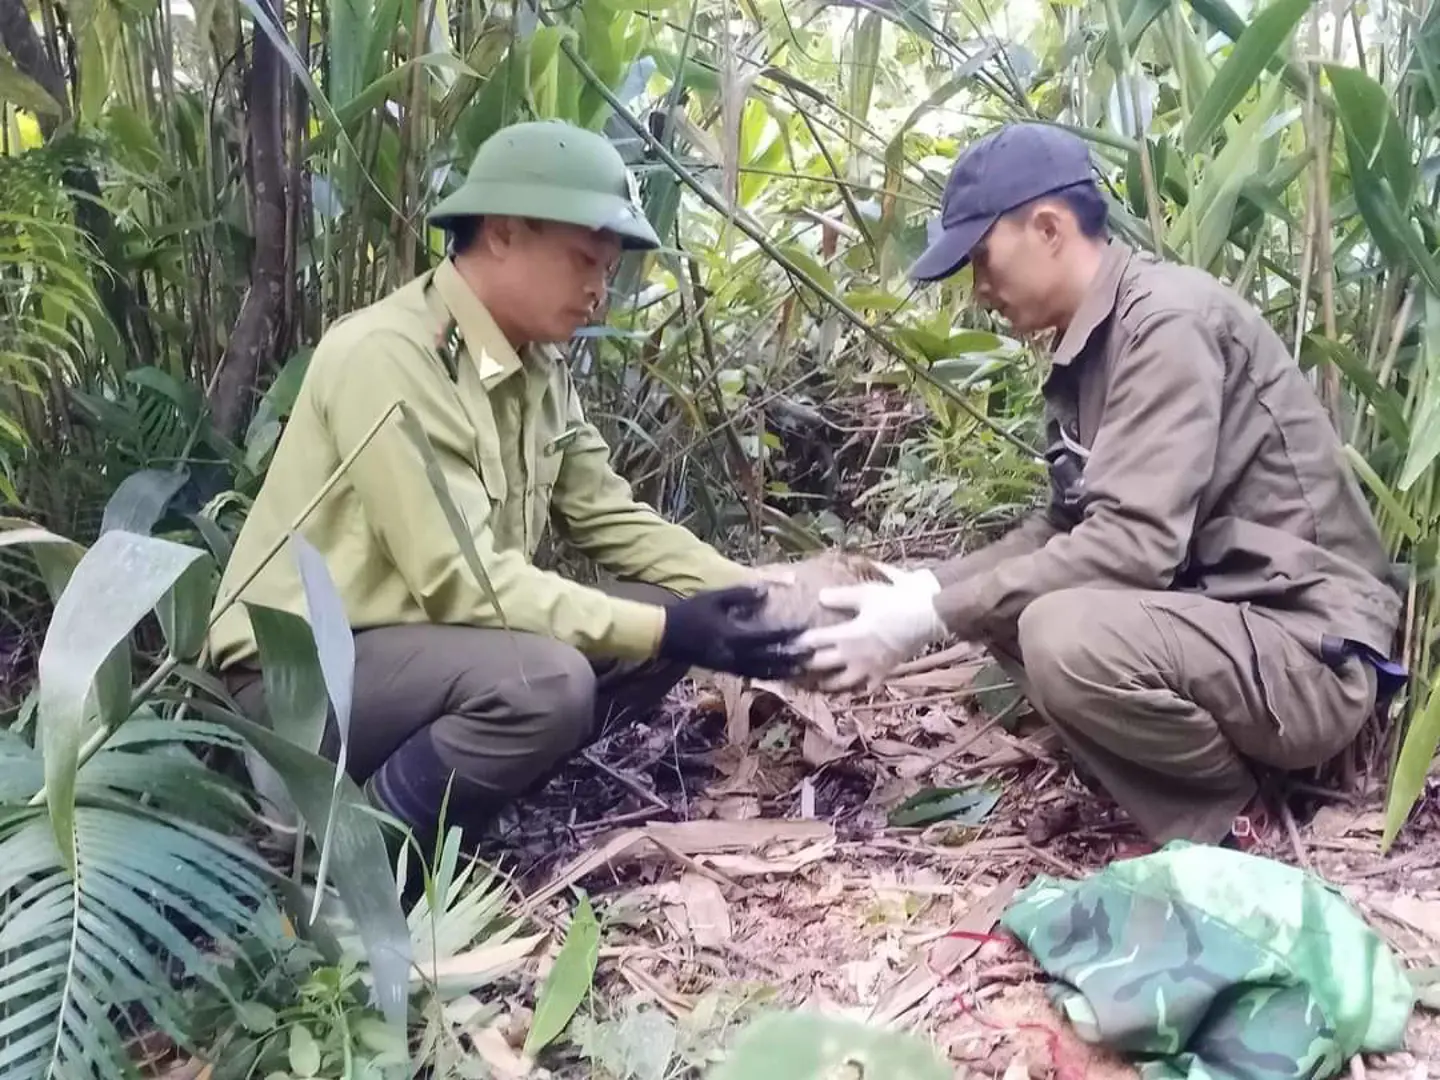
[224,580,687,836]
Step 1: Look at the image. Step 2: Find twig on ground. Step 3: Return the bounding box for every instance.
[1280,801,1312,871]
[918,713,1010,776]
[571,806,670,835]
[893,641,982,678]
[582,748,668,810]
[1330,846,1439,882]
[848,686,993,713]
[1023,843,1083,879]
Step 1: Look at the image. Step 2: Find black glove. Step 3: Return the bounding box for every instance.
[657,585,808,679]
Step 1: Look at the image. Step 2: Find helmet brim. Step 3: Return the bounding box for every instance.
[427,181,661,251]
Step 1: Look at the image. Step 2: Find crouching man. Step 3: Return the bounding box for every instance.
[210,120,805,847]
[800,123,1403,848]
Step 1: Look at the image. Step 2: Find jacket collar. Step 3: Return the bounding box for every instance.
[1050,240,1133,369]
[431,258,525,387]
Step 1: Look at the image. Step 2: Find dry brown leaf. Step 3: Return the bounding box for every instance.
[704,836,836,877]
[716,673,755,746]
[1311,806,1385,838]
[468,1024,532,1080]
[1380,895,1440,943]
[416,932,547,987]
[870,872,1022,1026]
[679,872,732,948]
[754,678,855,767]
[531,820,835,906]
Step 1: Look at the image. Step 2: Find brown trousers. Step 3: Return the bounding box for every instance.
[225,581,686,833]
[992,588,1377,844]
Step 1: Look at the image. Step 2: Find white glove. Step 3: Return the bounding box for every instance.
[796,564,947,693]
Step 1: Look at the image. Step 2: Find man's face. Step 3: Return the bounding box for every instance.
[494,219,622,343]
[969,208,1068,334]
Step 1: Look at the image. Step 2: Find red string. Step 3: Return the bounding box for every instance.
[932,931,1088,1080]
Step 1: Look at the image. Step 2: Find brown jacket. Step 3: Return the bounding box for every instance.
[932,241,1401,661]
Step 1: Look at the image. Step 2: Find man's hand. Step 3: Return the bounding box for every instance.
[797,566,947,693]
[658,585,809,679]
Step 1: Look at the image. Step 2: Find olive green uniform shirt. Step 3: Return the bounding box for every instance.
[209,259,751,669]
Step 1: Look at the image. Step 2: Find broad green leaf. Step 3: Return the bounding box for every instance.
[1386,679,1440,848]
[289,1024,322,1077]
[1399,385,1440,492]
[0,52,63,116]
[1326,63,1418,209]
[777,245,836,297]
[245,604,330,756]
[1184,0,1310,154]
[525,893,601,1055]
[292,534,357,922]
[157,555,219,662]
[710,1013,949,1080]
[37,531,205,871]
[101,467,190,536]
[190,703,411,1028]
[244,348,313,474]
[0,518,86,600]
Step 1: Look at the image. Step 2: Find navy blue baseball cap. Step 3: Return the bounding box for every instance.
[909,123,1096,283]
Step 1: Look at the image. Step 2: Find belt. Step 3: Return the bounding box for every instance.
[1321,635,1409,713]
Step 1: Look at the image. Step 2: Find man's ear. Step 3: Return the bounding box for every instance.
[483,215,521,255]
[1031,204,1066,252]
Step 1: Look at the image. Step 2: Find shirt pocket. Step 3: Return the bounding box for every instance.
[528,425,579,545]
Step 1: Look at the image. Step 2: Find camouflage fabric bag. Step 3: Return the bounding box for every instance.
[1000,842,1414,1080]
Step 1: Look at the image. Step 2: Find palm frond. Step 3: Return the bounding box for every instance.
[0,804,288,1080]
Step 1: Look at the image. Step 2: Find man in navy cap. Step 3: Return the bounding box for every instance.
[799,123,1403,849]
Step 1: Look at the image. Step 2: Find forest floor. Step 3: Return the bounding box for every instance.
[456,645,1440,1080]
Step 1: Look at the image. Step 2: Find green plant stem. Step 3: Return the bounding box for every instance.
[27,402,405,808]
[535,4,1041,461]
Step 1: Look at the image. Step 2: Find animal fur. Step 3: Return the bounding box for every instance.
[748,551,891,632]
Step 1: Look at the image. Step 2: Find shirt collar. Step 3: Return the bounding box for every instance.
[1051,240,1133,369]
[431,257,524,387]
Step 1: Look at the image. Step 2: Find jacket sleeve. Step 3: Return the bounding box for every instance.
[933,310,1224,639]
[547,377,754,596]
[930,513,1060,588]
[316,330,667,660]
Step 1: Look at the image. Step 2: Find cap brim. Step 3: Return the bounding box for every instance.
[908,214,995,283]
[428,183,661,251]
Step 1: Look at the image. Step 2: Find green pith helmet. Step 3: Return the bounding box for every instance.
[428,120,661,250]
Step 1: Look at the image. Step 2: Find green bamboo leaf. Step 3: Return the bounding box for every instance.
[37,531,205,871]
[246,604,330,756]
[524,893,601,1055]
[1326,63,1417,209]
[1300,335,1410,447]
[1399,387,1440,491]
[157,555,218,663]
[1343,445,1422,541]
[291,534,357,923]
[1184,0,1309,154]
[888,781,1002,827]
[100,467,190,538]
[1386,679,1440,848]
[0,517,86,600]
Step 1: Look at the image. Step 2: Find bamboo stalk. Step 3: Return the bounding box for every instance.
[534,3,1041,461]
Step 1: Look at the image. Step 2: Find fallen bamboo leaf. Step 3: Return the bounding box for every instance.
[704,836,836,877]
[888,781,1003,828]
[531,820,836,907]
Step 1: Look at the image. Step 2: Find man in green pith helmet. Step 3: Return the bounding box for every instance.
[209,120,807,848]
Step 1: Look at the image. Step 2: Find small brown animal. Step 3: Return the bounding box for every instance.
[748,550,892,632]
